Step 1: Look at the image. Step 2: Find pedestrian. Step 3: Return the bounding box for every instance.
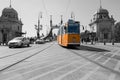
[81,38,84,44]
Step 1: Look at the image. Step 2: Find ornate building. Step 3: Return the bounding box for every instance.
[0,5,23,44]
[114,22,120,42]
[89,7,115,42]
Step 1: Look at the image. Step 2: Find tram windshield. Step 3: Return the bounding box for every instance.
[68,24,80,34]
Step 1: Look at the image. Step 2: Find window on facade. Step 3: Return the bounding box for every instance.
[104,33,108,39]
[8,14,11,18]
[5,15,7,17]
[4,14,7,17]
[14,15,15,18]
[103,15,106,18]
[18,26,19,30]
[99,15,102,19]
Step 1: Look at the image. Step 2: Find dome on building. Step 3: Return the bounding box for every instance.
[115,22,120,27]
[98,8,109,14]
[1,7,18,20]
[2,7,18,14]
[94,7,109,15]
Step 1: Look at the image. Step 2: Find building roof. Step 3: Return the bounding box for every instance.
[0,6,18,21]
[0,6,23,24]
[2,7,18,16]
[98,7,109,14]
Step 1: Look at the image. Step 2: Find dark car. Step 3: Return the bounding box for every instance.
[35,39,45,44]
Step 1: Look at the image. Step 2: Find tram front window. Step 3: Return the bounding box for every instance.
[68,25,79,34]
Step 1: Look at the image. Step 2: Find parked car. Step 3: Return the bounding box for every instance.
[45,39,50,42]
[35,39,45,44]
[8,37,30,48]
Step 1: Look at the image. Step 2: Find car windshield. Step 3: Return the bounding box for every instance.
[13,37,23,40]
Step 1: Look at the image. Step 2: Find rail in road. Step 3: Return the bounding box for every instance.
[69,48,120,74]
[0,45,47,59]
[0,42,54,72]
[0,42,120,80]
[63,45,120,80]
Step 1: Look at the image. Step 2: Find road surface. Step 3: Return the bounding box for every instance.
[0,42,120,80]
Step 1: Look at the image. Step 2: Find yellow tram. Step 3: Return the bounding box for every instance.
[57,19,80,47]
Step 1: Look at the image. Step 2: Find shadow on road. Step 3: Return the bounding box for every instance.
[9,46,32,49]
[66,45,110,52]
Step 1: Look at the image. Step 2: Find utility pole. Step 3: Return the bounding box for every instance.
[35,12,42,39]
[37,17,40,39]
[50,15,52,27]
[61,15,63,24]
[49,15,53,40]
[10,0,12,7]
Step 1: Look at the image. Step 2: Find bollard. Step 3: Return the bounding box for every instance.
[112,40,114,45]
[104,41,106,45]
[91,40,93,45]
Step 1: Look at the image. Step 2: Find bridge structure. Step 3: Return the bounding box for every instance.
[43,15,61,41]
[35,15,62,41]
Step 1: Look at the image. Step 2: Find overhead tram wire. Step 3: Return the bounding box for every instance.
[42,0,71,24]
[42,0,49,20]
[64,0,71,21]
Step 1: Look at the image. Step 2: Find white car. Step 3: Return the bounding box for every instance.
[8,37,30,48]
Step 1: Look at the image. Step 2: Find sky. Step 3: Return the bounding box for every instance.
[0,0,120,37]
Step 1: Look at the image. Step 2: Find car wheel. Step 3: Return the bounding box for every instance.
[9,46,12,48]
[20,43,23,47]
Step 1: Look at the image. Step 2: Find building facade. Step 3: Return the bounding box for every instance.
[0,6,23,44]
[114,22,120,42]
[89,7,115,42]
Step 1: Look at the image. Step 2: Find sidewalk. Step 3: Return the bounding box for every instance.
[81,42,120,47]
[96,42,120,46]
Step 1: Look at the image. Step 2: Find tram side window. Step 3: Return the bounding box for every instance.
[62,26,65,34]
[59,27,63,35]
[57,29,60,35]
[64,26,68,33]
[61,27,64,34]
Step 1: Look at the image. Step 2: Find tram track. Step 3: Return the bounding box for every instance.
[79,44,120,61]
[0,43,54,72]
[67,48,120,76]
[0,45,45,59]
